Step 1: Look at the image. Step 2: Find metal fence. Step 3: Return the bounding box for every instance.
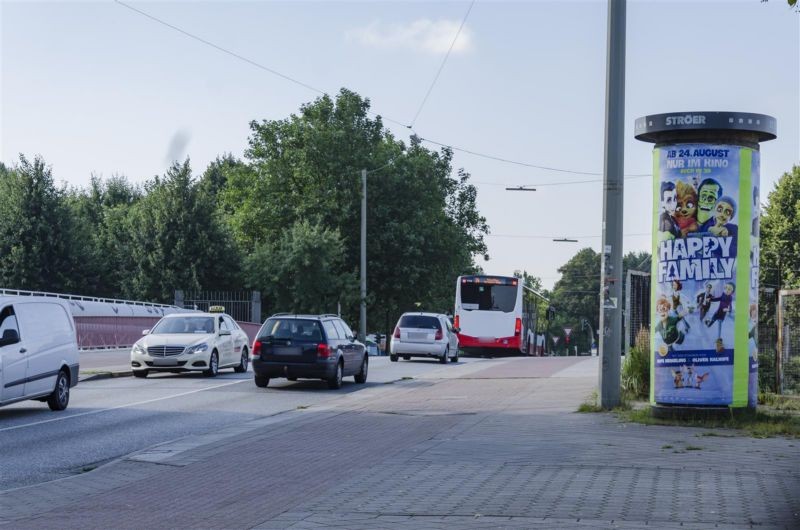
[757,288,778,394]
[777,289,800,395]
[624,271,651,356]
[176,290,261,323]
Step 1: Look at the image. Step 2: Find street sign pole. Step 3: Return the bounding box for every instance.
[360,168,367,342]
[598,0,626,409]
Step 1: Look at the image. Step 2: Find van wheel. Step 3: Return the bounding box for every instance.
[390,354,398,362]
[204,351,219,377]
[328,361,343,390]
[47,370,70,411]
[403,356,411,361]
[355,356,368,384]
[133,370,149,378]
[234,348,249,373]
[254,375,269,388]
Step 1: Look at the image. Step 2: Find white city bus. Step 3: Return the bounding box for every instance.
[454,275,547,356]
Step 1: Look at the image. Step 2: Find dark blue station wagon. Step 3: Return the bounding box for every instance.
[251,315,368,390]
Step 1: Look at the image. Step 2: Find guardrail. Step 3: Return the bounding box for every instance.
[0,288,178,308]
[1,288,263,349]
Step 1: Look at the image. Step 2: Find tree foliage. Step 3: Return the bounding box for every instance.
[0,156,86,292]
[760,164,800,290]
[246,220,355,314]
[223,89,488,330]
[66,174,142,297]
[127,159,241,303]
[0,89,488,331]
[546,248,651,355]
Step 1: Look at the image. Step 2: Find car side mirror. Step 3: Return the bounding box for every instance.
[142,329,150,336]
[219,329,231,336]
[453,328,461,334]
[0,328,20,347]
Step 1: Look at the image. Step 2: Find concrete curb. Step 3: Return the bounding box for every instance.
[79,370,133,383]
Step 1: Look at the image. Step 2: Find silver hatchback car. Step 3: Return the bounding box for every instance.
[389,312,459,364]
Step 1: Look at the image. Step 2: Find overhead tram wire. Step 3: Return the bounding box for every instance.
[414,135,652,177]
[473,175,650,188]
[114,0,652,181]
[409,0,476,128]
[486,232,650,239]
[112,0,409,129]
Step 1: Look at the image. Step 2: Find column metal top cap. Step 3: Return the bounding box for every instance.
[634,111,776,143]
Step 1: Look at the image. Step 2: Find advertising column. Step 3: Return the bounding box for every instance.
[635,112,776,409]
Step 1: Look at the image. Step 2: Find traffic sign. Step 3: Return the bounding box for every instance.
[564,328,572,337]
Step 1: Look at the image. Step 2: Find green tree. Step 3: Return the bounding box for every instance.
[761,164,800,291]
[513,270,544,292]
[0,155,86,292]
[199,154,244,200]
[546,248,651,354]
[127,159,241,302]
[549,248,601,354]
[246,220,355,315]
[224,89,488,335]
[66,174,142,298]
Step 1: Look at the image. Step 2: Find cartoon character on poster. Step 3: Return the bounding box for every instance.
[653,145,744,406]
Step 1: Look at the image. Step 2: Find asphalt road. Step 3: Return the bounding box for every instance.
[0,356,488,491]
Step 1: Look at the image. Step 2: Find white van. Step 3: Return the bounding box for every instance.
[0,296,79,410]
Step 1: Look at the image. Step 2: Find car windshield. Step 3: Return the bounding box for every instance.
[259,319,324,342]
[151,317,215,334]
[398,315,441,330]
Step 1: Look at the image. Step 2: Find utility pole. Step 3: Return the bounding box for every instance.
[598,0,626,409]
[360,168,367,342]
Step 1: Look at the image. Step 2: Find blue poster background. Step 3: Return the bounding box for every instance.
[654,144,742,405]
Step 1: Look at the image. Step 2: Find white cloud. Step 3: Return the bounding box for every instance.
[346,19,473,54]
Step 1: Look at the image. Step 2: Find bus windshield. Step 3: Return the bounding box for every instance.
[460,283,517,312]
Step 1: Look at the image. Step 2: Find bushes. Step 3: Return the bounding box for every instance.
[622,328,650,399]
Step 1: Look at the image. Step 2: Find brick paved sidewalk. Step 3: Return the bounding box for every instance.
[2,358,798,529]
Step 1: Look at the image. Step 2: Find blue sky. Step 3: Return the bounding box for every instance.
[2,0,798,289]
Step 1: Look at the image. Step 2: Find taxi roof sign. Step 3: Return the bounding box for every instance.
[209,305,225,313]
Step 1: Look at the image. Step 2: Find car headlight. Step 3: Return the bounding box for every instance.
[132,343,145,355]
[186,343,208,354]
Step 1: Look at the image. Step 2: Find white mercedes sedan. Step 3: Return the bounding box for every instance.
[131,311,250,378]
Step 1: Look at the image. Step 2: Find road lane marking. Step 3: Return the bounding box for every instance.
[0,379,247,433]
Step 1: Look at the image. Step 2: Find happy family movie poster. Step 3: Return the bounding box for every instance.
[651,143,759,407]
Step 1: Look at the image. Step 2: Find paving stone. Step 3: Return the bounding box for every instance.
[1,364,797,529]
